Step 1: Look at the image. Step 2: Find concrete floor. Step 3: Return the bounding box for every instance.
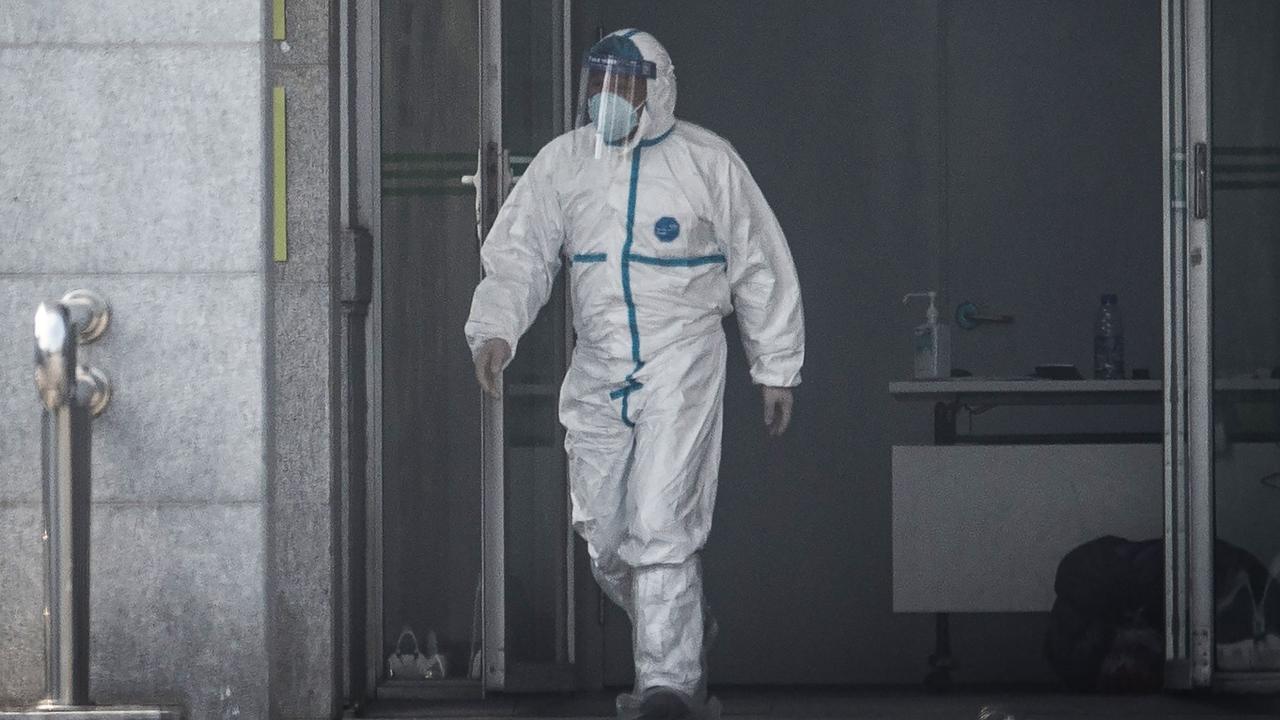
[363,687,1280,719]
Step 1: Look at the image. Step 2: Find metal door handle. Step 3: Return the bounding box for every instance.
[465,145,515,256]
[955,302,1015,330]
[1193,142,1208,219]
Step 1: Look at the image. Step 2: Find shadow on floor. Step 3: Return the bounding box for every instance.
[360,685,1280,719]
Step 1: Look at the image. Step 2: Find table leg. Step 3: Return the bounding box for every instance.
[925,612,954,691]
[926,401,958,691]
[933,401,958,446]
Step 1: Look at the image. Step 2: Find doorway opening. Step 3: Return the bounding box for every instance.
[347,0,1280,711]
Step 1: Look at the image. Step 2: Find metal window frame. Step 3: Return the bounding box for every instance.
[1164,0,1214,690]
[1182,0,1216,690]
[1161,0,1191,688]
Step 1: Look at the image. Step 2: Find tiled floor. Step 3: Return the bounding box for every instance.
[363,687,1280,719]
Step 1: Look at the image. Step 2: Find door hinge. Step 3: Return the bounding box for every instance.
[339,226,374,306]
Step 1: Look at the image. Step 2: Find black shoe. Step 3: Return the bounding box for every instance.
[637,687,691,720]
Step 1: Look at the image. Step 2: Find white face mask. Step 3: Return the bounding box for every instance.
[588,91,640,142]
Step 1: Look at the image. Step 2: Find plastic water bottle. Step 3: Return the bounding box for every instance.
[1094,294,1125,379]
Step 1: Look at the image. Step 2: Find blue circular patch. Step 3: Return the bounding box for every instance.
[654,217,681,242]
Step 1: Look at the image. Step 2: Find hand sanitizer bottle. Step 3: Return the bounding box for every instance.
[904,292,951,380]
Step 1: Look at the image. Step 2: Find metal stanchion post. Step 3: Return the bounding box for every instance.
[3,291,180,720]
[34,300,101,709]
[39,364,93,708]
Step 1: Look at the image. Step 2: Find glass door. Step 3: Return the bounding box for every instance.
[1205,0,1280,688]
[1164,0,1280,691]
[376,0,487,701]
[371,0,574,700]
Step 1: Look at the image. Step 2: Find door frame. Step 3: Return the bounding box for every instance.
[478,0,507,692]
[1162,0,1213,691]
[339,0,382,705]
[1183,0,1216,691]
[478,0,580,693]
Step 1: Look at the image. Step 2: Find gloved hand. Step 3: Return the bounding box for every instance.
[473,338,512,398]
[761,386,794,437]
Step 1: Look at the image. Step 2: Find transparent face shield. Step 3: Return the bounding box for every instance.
[575,53,655,158]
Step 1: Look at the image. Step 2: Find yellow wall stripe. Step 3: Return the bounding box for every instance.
[273,0,286,41]
[272,86,287,262]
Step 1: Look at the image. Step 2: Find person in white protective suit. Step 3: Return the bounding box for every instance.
[465,29,804,719]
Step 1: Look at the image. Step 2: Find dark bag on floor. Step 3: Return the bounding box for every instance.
[1044,536,1163,691]
[1045,535,1280,690]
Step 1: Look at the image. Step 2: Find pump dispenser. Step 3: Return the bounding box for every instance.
[903,292,951,379]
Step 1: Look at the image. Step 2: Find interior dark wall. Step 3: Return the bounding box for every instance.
[943,0,1164,439]
[945,1,1163,380]
[579,0,1162,686]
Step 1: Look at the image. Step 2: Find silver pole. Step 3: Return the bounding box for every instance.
[34,296,110,708]
[40,394,92,707]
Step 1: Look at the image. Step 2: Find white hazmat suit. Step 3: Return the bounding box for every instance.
[465,29,804,714]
